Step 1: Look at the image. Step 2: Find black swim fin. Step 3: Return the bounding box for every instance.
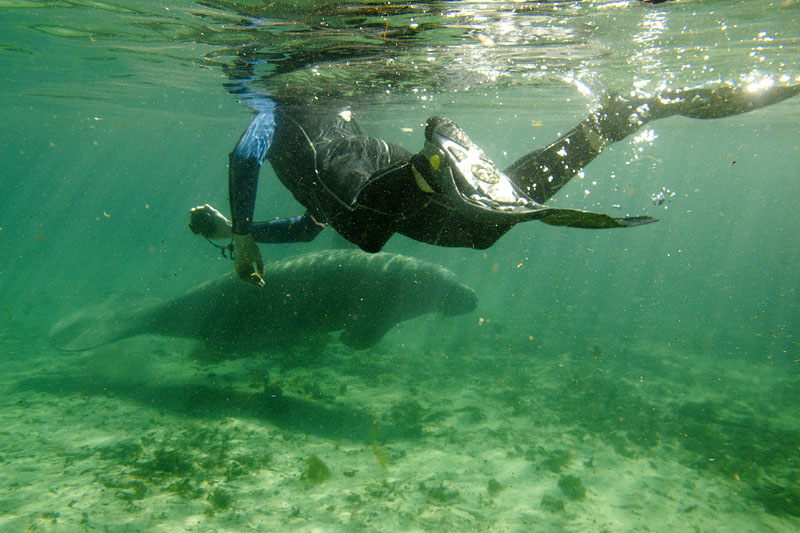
[537,208,657,229]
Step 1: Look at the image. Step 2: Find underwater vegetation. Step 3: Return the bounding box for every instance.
[387,399,429,438]
[540,495,566,513]
[136,448,193,477]
[487,479,505,497]
[540,449,573,474]
[167,478,203,500]
[89,427,272,514]
[419,480,460,504]
[304,455,331,484]
[370,428,390,473]
[525,343,800,518]
[557,474,586,501]
[753,481,800,518]
[207,488,233,512]
[24,321,794,527]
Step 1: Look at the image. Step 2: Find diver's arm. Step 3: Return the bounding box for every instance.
[189,204,234,239]
[250,212,326,243]
[189,205,324,243]
[229,107,277,235]
[228,102,277,286]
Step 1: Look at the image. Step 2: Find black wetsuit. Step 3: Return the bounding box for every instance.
[226,80,800,253]
[228,97,646,253]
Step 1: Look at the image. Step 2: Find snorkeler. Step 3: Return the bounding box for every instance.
[189,83,799,286]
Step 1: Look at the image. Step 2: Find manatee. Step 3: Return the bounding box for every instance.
[49,249,477,352]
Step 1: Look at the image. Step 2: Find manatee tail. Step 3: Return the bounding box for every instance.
[49,292,161,351]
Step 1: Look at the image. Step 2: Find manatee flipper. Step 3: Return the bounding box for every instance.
[340,317,397,350]
[538,208,657,229]
[49,292,161,351]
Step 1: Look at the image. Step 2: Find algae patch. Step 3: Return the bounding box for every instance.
[541,494,566,513]
[304,455,331,484]
[558,474,585,501]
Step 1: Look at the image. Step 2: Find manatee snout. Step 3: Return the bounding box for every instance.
[439,284,478,316]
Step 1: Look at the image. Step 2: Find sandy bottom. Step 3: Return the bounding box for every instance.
[1,320,798,532]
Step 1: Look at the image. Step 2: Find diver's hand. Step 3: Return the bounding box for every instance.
[189,204,233,239]
[233,233,265,287]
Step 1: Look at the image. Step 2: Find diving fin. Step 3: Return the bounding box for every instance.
[538,208,657,229]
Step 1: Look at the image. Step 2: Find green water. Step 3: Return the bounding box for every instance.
[1,1,798,531]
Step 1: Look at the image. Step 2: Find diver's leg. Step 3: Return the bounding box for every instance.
[506,83,800,204]
[503,122,603,204]
[664,83,800,119]
[584,83,800,142]
[501,91,663,204]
